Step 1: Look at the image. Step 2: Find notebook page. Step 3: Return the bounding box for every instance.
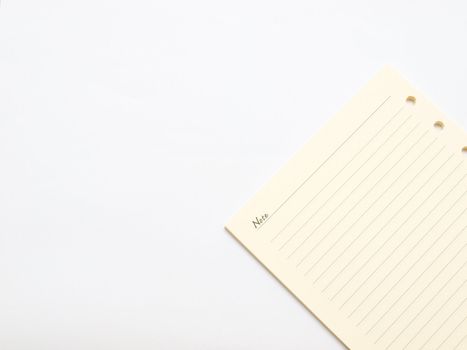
[225,67,467,350]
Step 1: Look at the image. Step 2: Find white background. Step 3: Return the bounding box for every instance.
[0,1,466,349]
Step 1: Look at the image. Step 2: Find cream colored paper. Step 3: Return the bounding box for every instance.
[225,67,467,350]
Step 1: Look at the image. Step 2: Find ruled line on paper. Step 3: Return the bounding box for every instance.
[270,105,405,243]
[384,261,467,349]
[339,171,466,311]
[331,160,463,304]
[402,280,467,350]
[322,151,454,295]
[435,315,467,350]
[346,186,467,319]
[281,115,415,254]
[296,126,427,268]
[302,133,435,275]
[368,224,467,339]
[367,221,467,334]
[278,112,412,251]
[419,297,467,349]
[257,96,392,231]
[454,334,467,349]
[361,210,467,328]
[401,281,467,349]
[371,225,467,340]
[314,144,448,287]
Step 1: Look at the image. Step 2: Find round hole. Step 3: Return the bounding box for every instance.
[433,121,445,130]
[406,96,417,105]
[462,146,467,155]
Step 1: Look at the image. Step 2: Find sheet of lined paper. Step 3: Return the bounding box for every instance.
[225,67,467,350]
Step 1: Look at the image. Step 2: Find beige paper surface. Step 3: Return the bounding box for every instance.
[225,67,467,350]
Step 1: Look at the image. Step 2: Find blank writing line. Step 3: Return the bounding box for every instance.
[312,138,438,284]
[454,334,467,350]
[385,261,467,349]
[258,96,391,231]
[347,186,467,319]
[299,124,422,268]
[435,315,467,350]
[369,225,467,339]
[282,115,414,254]
[419,297,467,349]
[401,281,466,349]
[371,224,467,341]
[402,281,467,349]
[279,112,409,251]
[363,213,467,331]
[271,105,404,242]
[349,192,467,319]
[340,172,466,312]
[334,162,462,306]
[325,151,453,297]
[303,130,430,274]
